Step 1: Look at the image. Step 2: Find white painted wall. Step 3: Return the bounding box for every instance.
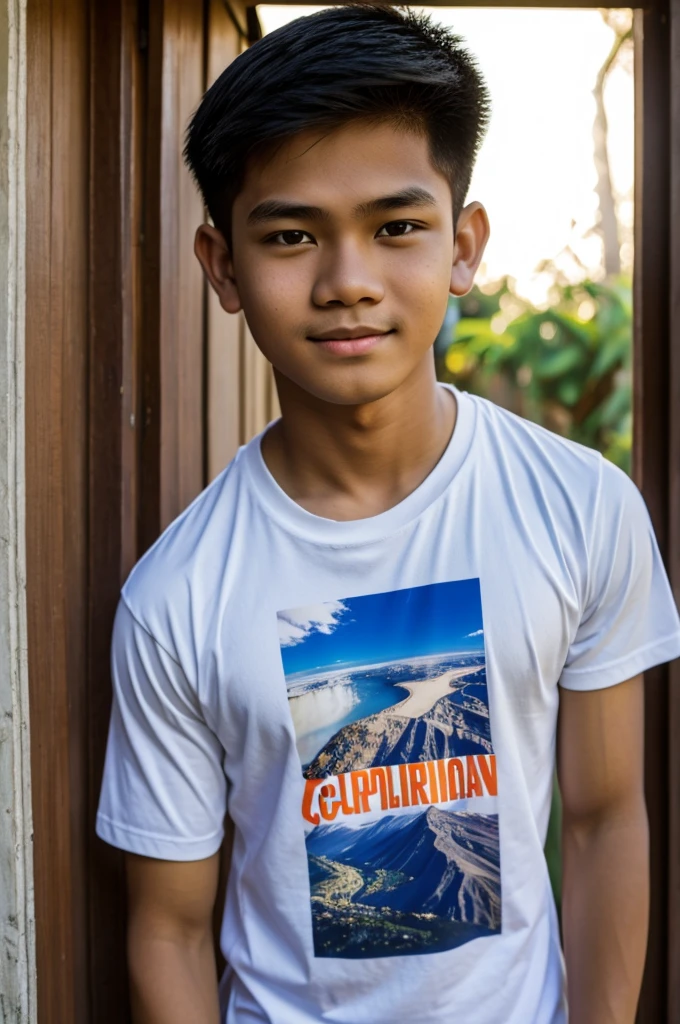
[0,0,36,1020]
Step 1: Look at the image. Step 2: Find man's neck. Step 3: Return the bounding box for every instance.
[260,360,456,521]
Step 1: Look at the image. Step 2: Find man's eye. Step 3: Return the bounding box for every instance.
[268,230,314,246]
[377,221,416,238]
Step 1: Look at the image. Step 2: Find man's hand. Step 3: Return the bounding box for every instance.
[558,674,648,1024]
[126,852,221,1024]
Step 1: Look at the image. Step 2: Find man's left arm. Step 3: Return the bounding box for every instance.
[558,673,648,1024]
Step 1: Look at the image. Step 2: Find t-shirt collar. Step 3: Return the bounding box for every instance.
[242,383,476,546]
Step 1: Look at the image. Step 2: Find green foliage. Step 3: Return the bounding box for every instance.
[439,277,632,474]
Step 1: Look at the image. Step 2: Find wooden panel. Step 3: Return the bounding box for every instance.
[242,320,279,442]
[633,7,673,1021]
[25,0,90,1020]
[140,0,206,548]
[207,296,243,478]
[87,0,144,1020]
[206,0,242,479]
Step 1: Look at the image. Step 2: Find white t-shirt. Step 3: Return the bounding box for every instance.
[97,386,680,1024]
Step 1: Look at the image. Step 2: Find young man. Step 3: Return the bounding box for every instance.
[96,5,680,1022]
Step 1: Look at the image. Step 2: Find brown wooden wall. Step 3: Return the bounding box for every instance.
[25,0,90,1018]
[23,1,679,1022]
[25,1,263,1020]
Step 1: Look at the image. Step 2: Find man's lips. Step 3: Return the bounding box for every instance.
[307,328,395,356]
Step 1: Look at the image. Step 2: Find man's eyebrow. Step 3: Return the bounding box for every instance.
[246,187,438,227]
[247,200,331,226]
[353,186,438,218]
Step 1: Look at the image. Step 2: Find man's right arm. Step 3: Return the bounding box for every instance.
[126,852,221,1024]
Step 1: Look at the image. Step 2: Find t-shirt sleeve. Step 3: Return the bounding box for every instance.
[560,458,680,691]
[96,597,227,860]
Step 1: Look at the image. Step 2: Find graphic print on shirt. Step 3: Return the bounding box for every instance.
[277,578,501,959]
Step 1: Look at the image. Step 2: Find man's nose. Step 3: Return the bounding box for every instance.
[311,241,385,307]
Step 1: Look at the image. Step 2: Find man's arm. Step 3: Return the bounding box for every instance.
[558,674,649,1024]
[126,852,221,1024]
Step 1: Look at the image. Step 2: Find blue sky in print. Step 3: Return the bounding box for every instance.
[278,578,484,678]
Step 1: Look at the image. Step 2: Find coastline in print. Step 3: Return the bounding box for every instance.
[288,651,490,773]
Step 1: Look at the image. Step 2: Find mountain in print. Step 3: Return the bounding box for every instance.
[304,675,491,778]
[306,808,501,958]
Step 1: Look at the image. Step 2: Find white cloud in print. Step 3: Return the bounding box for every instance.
[278,600,349,647]
[466,629,484,637]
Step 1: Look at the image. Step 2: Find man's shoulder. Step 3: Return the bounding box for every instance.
[462,391,644,553]
[467,390,610,503]
[469,391,601,470]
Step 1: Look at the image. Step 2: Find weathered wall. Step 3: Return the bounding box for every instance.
[0,0,35,1020]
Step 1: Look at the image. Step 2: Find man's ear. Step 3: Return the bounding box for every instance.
[450,202,490,298]
[194,223,242,314]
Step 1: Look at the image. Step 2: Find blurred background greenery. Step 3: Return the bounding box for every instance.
[437,274,632,474]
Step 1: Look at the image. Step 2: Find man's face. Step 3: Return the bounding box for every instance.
[197,121,488,406]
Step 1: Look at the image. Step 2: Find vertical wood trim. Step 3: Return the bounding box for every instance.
[207,294,242,477]
[633,7,672,1021]
[25,0,91,1019]
[54,2,90,1016]
[140,0,206,548]
[667,0,680,1014]
[205,0,242,479]
[119,0,144,583]
[634,21,671,523]
[87,0,143,1019]
[25,5,74,1017]
[173,0,206,517]
[268,364,281,423]
[0,0,36,1019]
[241,320,272,442]
[139,0,163,551]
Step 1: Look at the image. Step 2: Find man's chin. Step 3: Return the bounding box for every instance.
[281,370,411,409]
[268,346,436,409]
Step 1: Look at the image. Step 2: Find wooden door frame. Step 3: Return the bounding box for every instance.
[23,1,679,1021]
[665,0,680,1013]
[633,4,679,1016]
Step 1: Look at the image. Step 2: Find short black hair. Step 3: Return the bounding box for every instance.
[184,3,490,242]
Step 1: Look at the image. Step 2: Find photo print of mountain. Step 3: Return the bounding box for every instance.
[277,578,502,959]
